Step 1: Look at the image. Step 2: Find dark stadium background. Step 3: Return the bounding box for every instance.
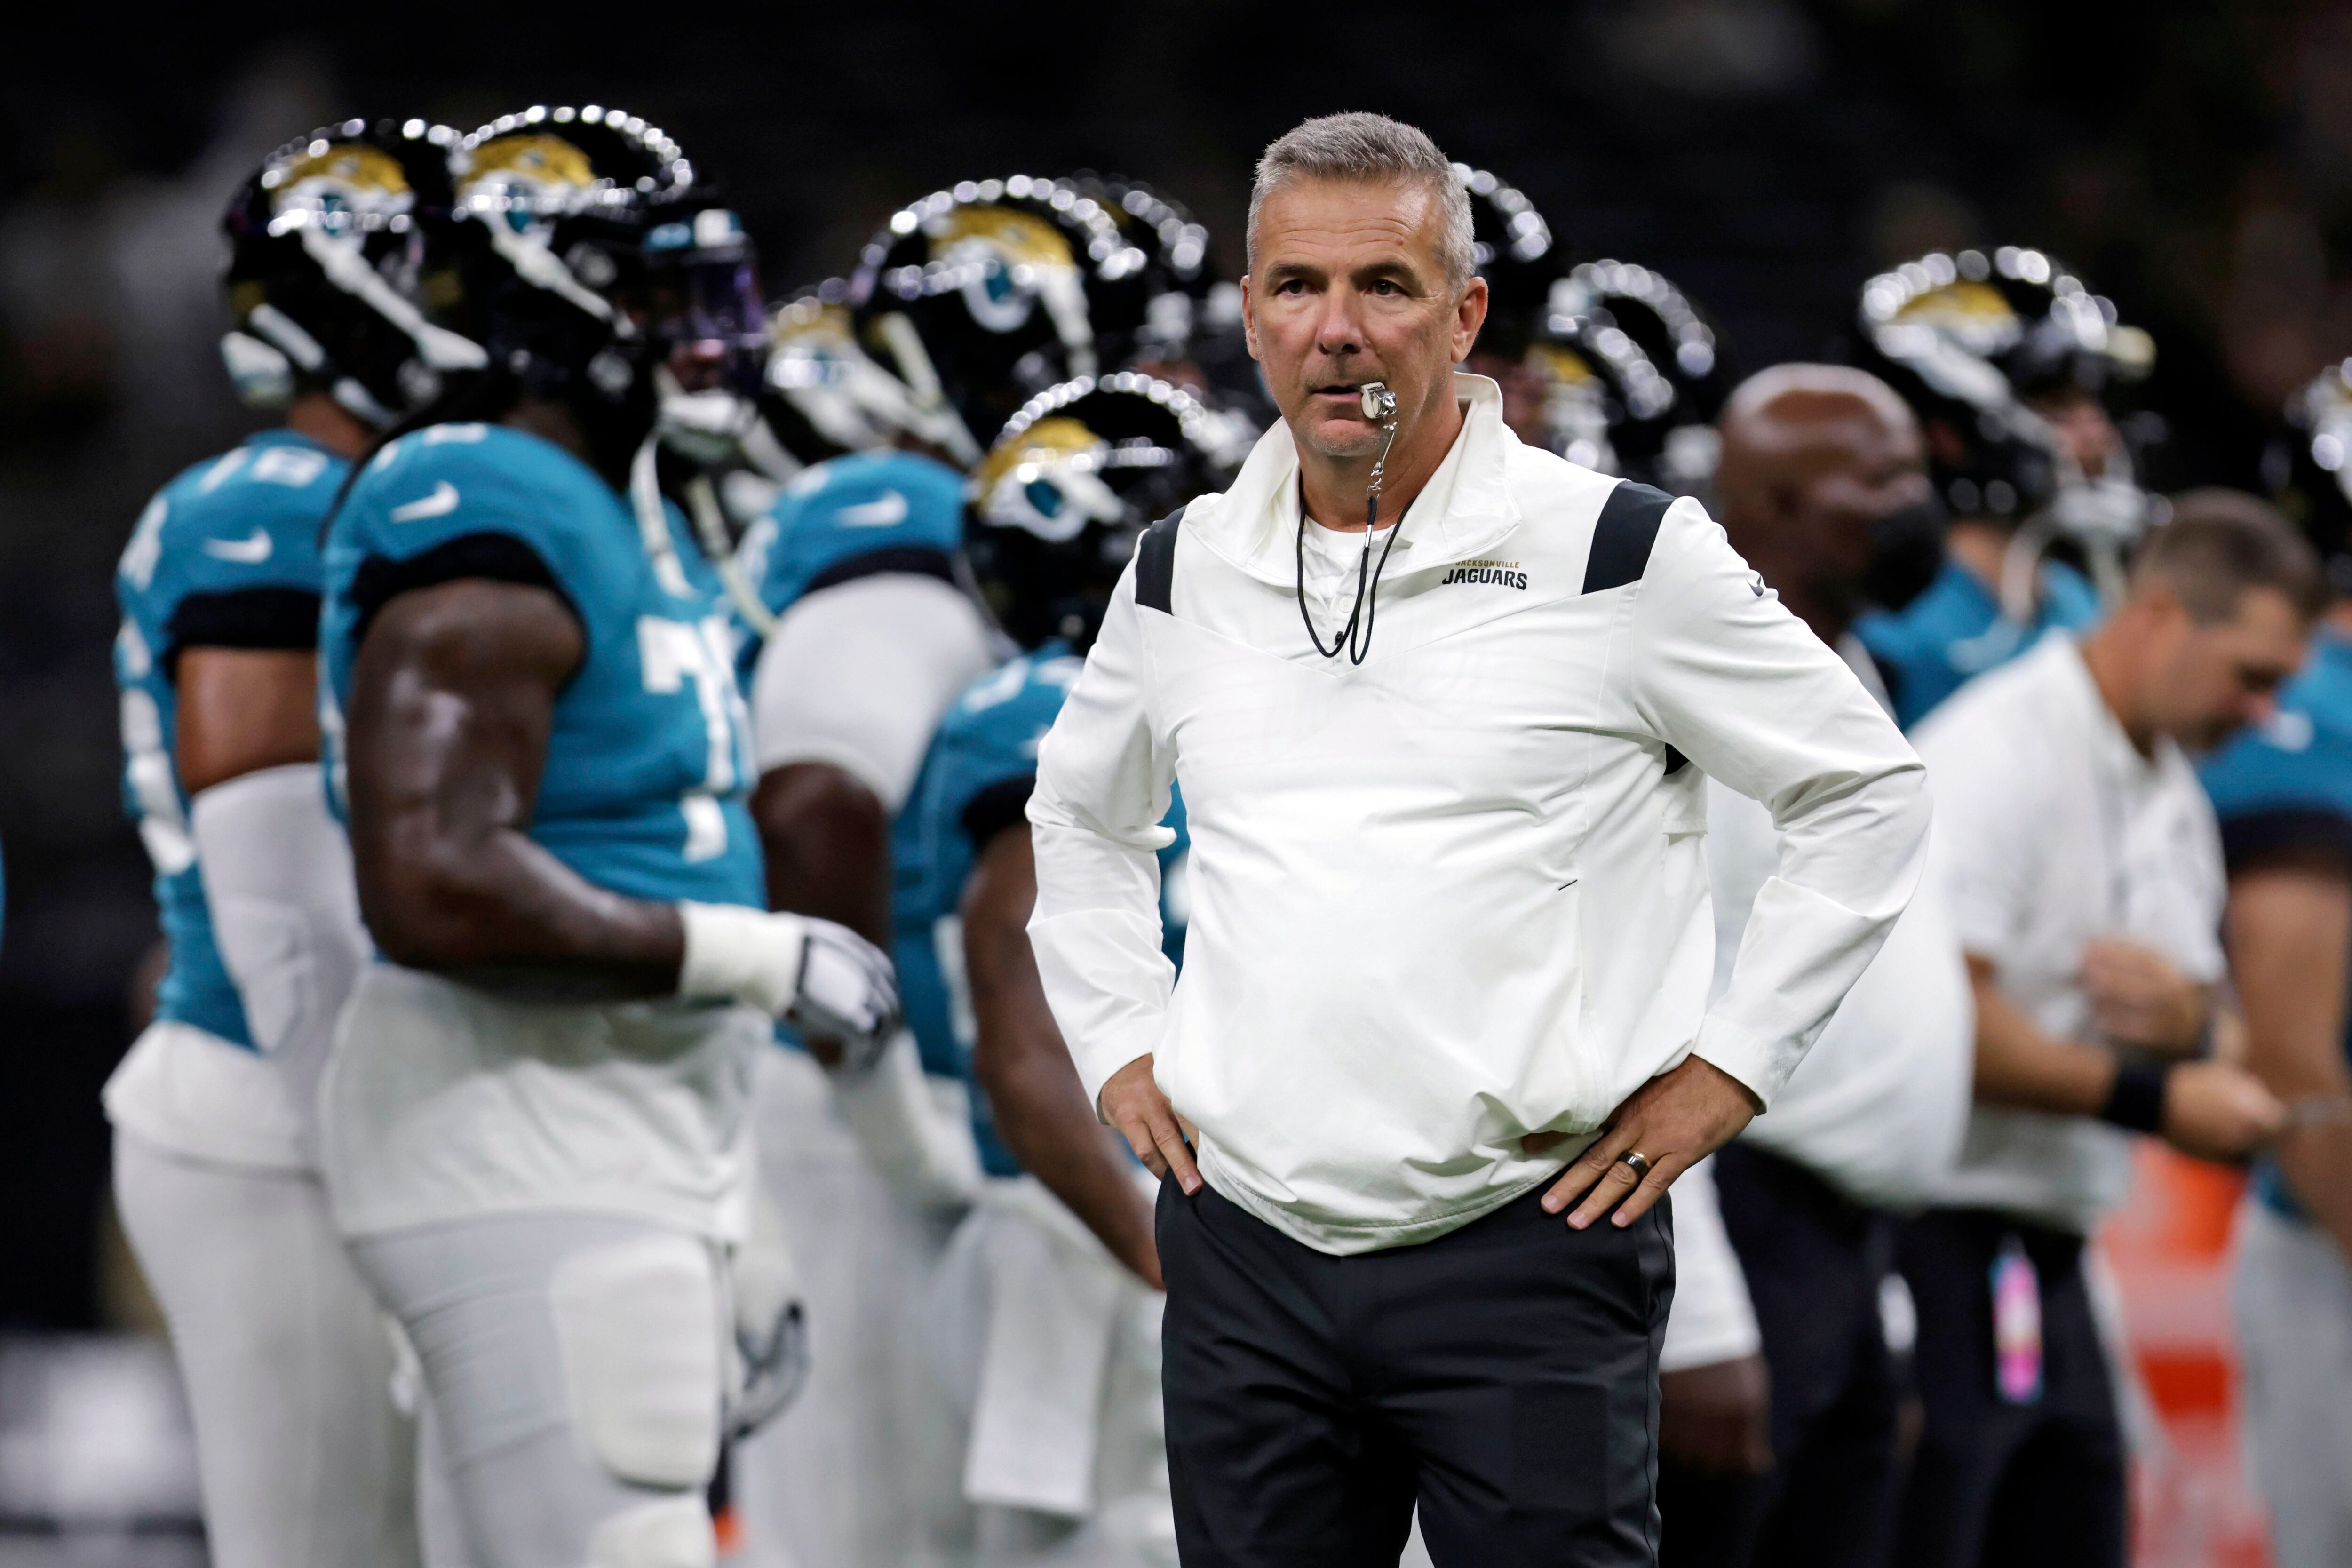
[0,0,2341,1333]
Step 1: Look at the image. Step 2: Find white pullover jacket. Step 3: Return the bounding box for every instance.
[1027,376,1930,1254]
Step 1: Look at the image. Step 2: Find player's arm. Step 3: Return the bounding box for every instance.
[1967,953,2282,1161]
[177,647,319,792]
[347,577,896,1042]
[181,643,373,1066]
[964,823,1160,1288]
[748,573,995,947]
[753,762,891,945]
[345,577,685,997]
[2227,852,2352,1259]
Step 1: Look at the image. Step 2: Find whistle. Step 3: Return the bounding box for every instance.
[1360,382,1398,423]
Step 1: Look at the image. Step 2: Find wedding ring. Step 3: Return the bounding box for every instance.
[1619,1150,1653,1179]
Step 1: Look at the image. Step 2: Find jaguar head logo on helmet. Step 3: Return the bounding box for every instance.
[849,176,1149,467]
[221,118,486,429]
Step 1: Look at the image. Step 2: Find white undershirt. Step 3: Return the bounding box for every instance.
[1297,518,1396,631]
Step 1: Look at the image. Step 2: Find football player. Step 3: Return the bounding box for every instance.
[914,374,1233,1564]
[103,118,484,1568]
[2203,367,2352,1568]
[730,180,1142,1568]
[314,106,894,1568]
[1853,247,2157,727]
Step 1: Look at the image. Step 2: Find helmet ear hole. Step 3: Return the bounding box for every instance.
[220,332,295,409]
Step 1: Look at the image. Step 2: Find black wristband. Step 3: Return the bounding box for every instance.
[2098,1060,2171,1134]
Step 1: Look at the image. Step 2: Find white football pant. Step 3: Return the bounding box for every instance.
[733,1048,972,1568]
[353,1212,730,1568]
[113,1132,419,1568]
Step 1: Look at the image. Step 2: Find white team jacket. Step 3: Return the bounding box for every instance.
[1027,375,1930,1254]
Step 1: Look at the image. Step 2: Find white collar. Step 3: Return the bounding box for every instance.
[2041,632,2172,785]
[1189,372,1523,588]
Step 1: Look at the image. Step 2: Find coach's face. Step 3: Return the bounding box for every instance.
[1244,176,1486,461]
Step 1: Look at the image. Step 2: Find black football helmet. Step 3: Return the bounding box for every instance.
[754,279,975,472]
[967,371,1240,651]
[1556,260,1725,424]
[1857,246,2155,600]
[1070,173,1216,368]
[850,177,1149,460]
[1456,164,1562,361]
[1532,263,1722,494]
[448,106,761,468]
[1518,317,1680,480]
[220,118,485,426]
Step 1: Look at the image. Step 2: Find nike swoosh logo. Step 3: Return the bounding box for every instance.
[201,528,273,564]
[390,481,460,523]
[835,490,908,528]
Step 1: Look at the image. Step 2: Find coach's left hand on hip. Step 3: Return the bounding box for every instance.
[1537,1057,1760,1230]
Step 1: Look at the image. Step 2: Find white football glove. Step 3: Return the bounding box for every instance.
[790,918,901,1073]
[677,903,901,1071]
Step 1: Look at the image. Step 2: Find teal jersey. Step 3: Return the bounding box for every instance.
[893,645,1190,1177]
[2200,628,2352,1223]
[731,448,967,679]
[1856,556,2103,730]
[322,423,763,910]
[115,430,345,1048]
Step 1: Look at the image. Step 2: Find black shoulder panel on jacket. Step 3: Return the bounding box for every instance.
[1134,503,1189,615]
[1581,480,1676,595]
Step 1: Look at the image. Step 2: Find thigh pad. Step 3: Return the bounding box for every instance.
[586,1493,716,1568]
[549,1233,723,1489]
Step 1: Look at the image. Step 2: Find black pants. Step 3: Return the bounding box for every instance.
[1657,1145,1903,1568]
[1891,1208,2126,1568]
[1156,1176,1674,1568]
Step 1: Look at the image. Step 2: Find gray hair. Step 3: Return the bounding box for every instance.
[1247,112,1475,287]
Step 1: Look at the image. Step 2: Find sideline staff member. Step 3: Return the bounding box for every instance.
[1894,495,2311,1568]
[1659,366,1975,1568]
[1026,112,1931,1566]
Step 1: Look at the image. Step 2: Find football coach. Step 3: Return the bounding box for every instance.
[1026,111,1931,1566]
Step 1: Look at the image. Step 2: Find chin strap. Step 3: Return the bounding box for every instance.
[628,435,697,599]
[685,472,778,637]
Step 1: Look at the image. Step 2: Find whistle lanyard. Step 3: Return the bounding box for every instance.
[1295,412,1403,666]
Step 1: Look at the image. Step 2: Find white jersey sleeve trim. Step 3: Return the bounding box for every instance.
[191,761,371,1150]
[749,574,996,813]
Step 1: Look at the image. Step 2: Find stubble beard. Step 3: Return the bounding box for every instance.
[1295,415,1386,462]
